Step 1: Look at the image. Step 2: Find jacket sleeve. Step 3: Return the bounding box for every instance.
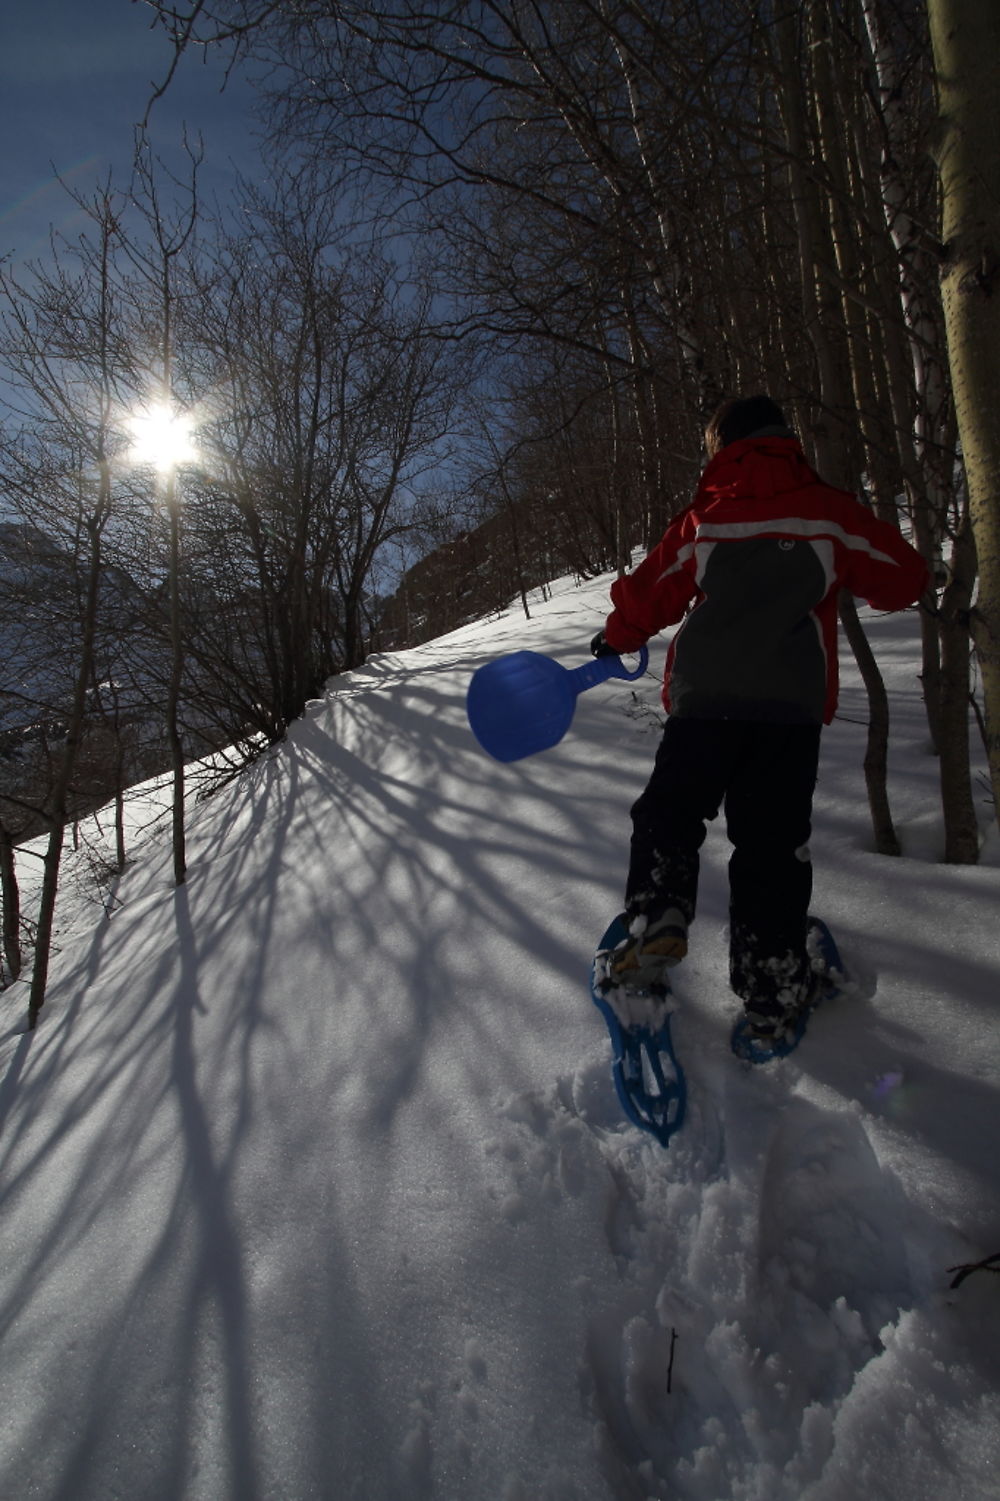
[603,510,700,652]
[839,502,930,611]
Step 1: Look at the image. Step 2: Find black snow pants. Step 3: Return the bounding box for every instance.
[625,717,822,1009]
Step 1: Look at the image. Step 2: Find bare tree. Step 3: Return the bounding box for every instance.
[0,190,136,1023]
[124,134,203,886]
[178,186,465,735]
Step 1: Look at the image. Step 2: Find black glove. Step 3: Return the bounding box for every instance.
[590,630,618,659]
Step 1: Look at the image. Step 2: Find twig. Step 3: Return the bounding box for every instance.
[948,1252,1000,1289]
[666,1328,678,1394]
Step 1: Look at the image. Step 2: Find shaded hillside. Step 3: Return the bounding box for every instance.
[0,522,247,844]
[377,492,623,650]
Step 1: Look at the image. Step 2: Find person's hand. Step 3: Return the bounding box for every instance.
[590,630,617,659]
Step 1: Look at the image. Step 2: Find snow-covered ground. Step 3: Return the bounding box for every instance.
[1,570,998,1501]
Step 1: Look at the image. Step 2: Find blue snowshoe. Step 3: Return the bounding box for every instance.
[590,914,686,1147]
[730,916,847,1064]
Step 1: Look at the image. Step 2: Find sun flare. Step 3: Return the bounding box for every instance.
[128,403,198,472]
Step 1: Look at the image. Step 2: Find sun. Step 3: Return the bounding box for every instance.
[128,403,198,472]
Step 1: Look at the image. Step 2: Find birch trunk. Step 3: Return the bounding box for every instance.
[861,0,979,857]
[927,0,1000,831]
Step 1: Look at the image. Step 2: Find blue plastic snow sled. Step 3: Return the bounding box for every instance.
[590,914,686,1148]
[467,646,649,762]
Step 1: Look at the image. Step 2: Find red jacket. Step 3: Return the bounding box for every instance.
[603,437,929,724]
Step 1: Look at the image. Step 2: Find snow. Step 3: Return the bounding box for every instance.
[1,568,999,1501]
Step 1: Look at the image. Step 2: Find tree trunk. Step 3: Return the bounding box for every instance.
[927,0,1000,830]
[165,475,187,887]
[839,594,902,856]
[773,6,901,854]
[28,519,105,1026]
[863,0,981,854]
[0,823,22,983]
[937,507,980,860]
[28,825,64,1028]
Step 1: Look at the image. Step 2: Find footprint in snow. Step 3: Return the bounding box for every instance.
[756,1098,912,1344]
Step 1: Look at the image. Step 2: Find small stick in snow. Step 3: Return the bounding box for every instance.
[666,1328,678,1394]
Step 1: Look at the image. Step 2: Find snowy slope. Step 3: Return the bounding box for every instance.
[1,570,999,1501]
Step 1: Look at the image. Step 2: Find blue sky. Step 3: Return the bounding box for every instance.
[0,0,263,266]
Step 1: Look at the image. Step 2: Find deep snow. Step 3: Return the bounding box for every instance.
[1,569,999,1501]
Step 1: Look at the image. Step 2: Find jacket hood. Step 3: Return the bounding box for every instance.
[699,435,820,504]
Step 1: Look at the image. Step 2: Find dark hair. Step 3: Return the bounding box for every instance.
[704,395,790,457]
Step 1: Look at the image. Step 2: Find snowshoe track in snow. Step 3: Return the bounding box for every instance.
[756,1098,912,1346]
[532,1050,930,1499]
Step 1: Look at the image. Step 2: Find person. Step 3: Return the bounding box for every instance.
[592,395,928,1042]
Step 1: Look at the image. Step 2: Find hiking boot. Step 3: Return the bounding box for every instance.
[599,908,688,993]
[740,970,823,1043]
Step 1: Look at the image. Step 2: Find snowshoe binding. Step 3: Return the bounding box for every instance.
[730,916,847,1064]
[591,914,686,1147]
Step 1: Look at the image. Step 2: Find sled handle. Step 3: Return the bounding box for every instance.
[566,646,649,696]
